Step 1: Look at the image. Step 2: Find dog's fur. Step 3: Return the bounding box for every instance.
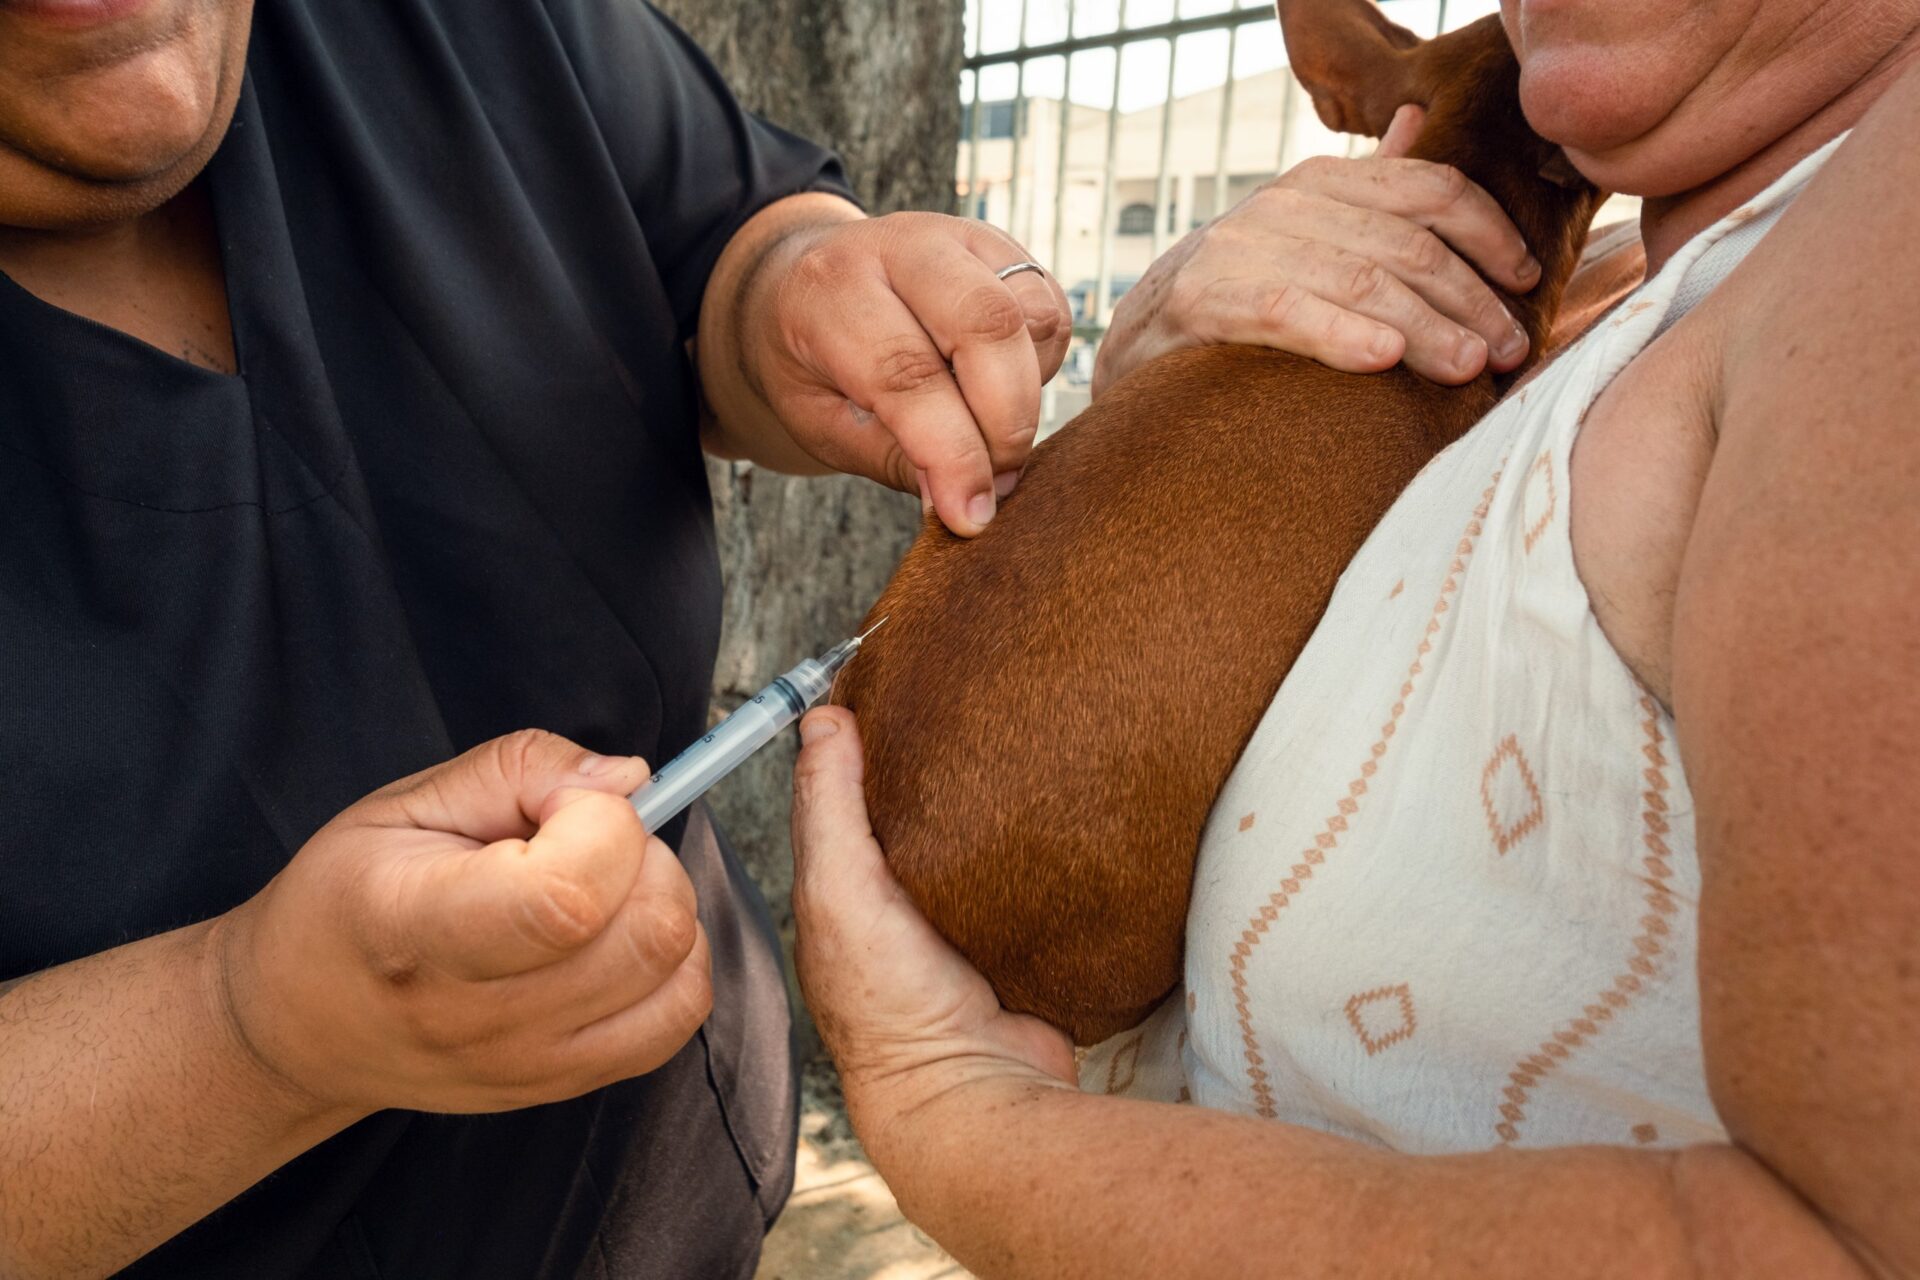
[835,2,1607,1045]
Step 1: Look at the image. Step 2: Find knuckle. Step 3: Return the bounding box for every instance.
[1023,297,1069,348]
[1163,272,1202,317]
[1288,155,1337,188]
[517,870,609,952]
[1469,290,1514,336]
[1400,227,1449,277]
[498,727,564,779]
[874,439,917,495]
[675,957,715,1029]
[629,894,699,973]
[785,242,844,295]
[1248,184,1302,223]
[954,284,1028,345]
[1342,259,1392,306]
[1314,306,1353,351]
[873,341,951,398]
[1260,284,1312,336]
[1422,161,1471,207]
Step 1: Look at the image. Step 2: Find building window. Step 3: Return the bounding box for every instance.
[1116,202,1156,236]
[961,100,1019,140]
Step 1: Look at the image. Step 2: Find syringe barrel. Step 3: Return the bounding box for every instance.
[629,665,824,833]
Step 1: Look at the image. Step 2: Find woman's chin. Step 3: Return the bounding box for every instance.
[1517,54,1714,198]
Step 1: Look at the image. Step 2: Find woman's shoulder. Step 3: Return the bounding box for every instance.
[1717,60,1920,432]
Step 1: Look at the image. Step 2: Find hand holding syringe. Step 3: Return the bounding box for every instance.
[629,618,887,832]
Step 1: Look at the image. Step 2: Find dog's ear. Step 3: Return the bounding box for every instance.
[1274,0,1422,138]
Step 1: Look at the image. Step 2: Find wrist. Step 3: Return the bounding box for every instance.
[199,907,366,1136]
[697,192,864,449]
[841,1050,1072,1195]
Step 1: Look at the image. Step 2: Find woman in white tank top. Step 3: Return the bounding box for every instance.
[1079,138,1843,1152]
[786,5,1920,1273]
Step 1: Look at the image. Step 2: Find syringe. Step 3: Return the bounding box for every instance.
[629,618,888,832]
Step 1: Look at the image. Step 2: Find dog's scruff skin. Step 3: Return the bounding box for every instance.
[836,1,1605,1045]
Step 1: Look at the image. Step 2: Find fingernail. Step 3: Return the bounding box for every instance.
[967,490,997,527]
[1454,332,1487,375]
[917,471,934,517]
[1517,254,1541,285]
[1496,322,1529,364]
[1368,328,1400,364]
[848,400,876,425]
[993,469,1020,498]
[578,753,613,776]
[800,716,838,745]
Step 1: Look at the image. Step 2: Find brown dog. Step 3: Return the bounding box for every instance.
[835,0,1608,1045]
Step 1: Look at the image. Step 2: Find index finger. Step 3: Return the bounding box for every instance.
[807,286,1001,535]
[1315,155,1541,293]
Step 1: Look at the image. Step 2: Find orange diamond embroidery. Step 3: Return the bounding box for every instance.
[1345,984,1417,1056]
[1480,735,1545,855]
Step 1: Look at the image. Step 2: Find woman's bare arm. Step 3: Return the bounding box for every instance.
[1670,53,1920,1275]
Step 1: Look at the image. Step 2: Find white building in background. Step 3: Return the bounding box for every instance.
[958,68,1360,323]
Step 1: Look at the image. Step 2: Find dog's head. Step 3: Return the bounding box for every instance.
[1274,0,1604,354]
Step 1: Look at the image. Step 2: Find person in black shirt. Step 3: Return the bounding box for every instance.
[0,0,1069,1276]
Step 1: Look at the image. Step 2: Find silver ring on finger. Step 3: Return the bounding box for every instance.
[995,260,1048,282]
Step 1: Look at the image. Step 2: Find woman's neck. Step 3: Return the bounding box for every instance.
[1639,29,1920,273]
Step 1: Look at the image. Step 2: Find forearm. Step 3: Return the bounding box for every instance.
[0,918,361,1278]
[695,190,865,470]
[862,1074,1867,1280]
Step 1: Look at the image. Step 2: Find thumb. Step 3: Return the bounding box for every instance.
[404,785,654,979]
[1377,102,1426,159]
[790,708,886,905]
[366,729,650,844]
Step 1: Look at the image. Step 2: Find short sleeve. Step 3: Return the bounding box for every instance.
[542,0,857,339]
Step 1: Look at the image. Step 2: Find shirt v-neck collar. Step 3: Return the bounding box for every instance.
[0,75,358,517]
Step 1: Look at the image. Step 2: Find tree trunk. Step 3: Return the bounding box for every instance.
[654,0,963,1058]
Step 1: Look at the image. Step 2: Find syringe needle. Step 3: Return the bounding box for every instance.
[855,615,891,645]
[631,619,891,832]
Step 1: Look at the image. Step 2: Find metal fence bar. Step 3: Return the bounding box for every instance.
[1151,35,1180,257]
[1211,20,1240,223]
[1003,0,1034,243]
[1040,2,1078,440]
[1048,1,1077,274]
[959,0,985,216]
[1089,0,1131,328]
[963,5,1271,68]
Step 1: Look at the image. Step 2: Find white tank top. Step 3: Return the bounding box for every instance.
[1081,136,1845,1153]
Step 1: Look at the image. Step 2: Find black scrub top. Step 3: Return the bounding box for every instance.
[0,0,850,1275]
